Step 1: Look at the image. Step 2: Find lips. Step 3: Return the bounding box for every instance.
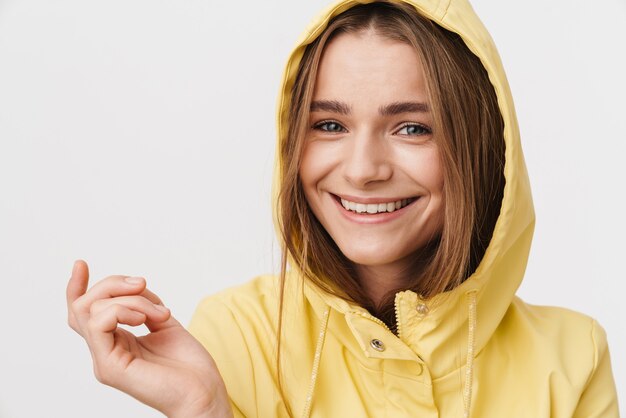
[341,197,416,214]
[332,194,419,215]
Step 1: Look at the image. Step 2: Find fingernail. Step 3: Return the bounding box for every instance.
[71,260,79,275]
[125,276,144,285]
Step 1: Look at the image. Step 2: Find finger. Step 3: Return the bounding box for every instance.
[66,260,89,306]
[73,275,147,316]
[134,289,182,331]
[91,295,170,323]
[132,288,183,331]
[71,275,147,336]
[90,294,181,334]
[67,260,90,332]
[139,287,164,306]
[87,303,147,359]
[144,308,182,333]
[115,287,178,330]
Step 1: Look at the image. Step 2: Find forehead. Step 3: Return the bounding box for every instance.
[312,31,428,103]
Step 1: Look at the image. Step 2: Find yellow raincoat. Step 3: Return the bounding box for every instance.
[188,0,620,416]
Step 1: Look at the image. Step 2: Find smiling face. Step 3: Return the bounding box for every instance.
[299,31,445,285]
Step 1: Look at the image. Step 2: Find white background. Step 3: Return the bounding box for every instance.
[0,0,624,416]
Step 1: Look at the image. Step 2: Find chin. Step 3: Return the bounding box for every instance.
[337,244,410,267]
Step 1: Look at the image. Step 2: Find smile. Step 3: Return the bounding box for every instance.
[335,195,418,214]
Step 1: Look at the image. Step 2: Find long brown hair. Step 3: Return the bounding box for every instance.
[275,1,505,404]
[277,0,504,333]
[275,1,505,406]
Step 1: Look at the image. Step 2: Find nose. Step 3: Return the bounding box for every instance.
[342,130,392,188]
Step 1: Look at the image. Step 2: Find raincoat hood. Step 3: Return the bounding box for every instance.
[273,0,534,387]
[188,1,619,416]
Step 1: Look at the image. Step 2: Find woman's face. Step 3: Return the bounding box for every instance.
[299,31,444,278]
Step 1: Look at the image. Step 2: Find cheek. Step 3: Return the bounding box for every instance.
[299,144,326,220]
[422,150,445,229]
[299,141,340,194]
[398,146,445,194]
[426,155,445,193]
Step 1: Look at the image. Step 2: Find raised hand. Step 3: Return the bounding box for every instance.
[66,260,233,418]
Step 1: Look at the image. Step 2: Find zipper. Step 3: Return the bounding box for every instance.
[354,311,393,334]
[394,296,403,339]
[348,296,406,337]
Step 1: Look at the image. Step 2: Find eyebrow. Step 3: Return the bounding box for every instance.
[310,100,351,115]
[310,100,429,116]
[379,101,429,116]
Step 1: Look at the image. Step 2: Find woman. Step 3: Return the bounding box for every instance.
[66,1,619,417]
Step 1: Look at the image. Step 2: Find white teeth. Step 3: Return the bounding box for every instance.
[339,197,415,214]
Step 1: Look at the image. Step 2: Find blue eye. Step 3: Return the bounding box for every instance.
[397,123,431,136]
[314,121,346,133]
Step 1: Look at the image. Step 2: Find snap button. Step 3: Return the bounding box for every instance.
[416,303,429,315]
[370,339,385,352]
[415,362,424,375]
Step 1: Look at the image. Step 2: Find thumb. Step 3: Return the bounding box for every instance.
[67,259,90,305]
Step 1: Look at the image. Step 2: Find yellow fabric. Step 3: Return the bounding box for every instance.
[188,0,620,416]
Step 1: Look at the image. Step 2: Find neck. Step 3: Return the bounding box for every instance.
[354,262,411,307]
[353,245,436,307]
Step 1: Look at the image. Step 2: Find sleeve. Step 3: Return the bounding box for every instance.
[572,319,620,418]
[187,296,255,418]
